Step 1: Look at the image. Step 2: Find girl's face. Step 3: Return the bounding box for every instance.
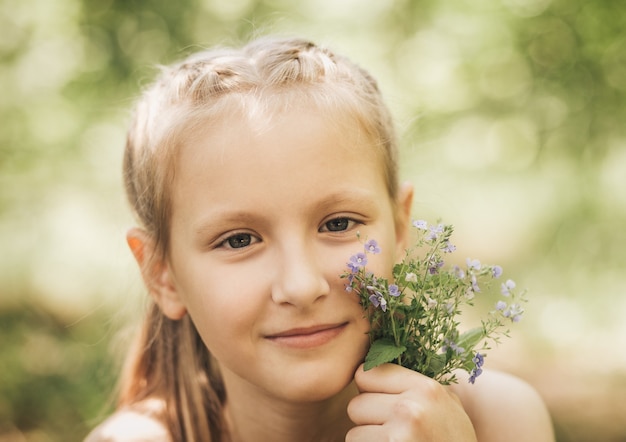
[161,102,411,403]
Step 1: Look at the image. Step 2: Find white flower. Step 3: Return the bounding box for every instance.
[405,272,418,283]
[425,296,438,310]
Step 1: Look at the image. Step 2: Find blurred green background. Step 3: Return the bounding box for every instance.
[1,0,625,440]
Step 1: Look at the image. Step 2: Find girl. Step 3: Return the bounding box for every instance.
[86,37,554,441]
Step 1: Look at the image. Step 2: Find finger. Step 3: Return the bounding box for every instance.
[347,392,398,425]
[345,424,385,442]
[354,362,438,394]
[346,421,424,442]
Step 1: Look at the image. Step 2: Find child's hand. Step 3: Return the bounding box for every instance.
[346,363,477,441]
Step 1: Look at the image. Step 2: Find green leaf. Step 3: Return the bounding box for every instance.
[425,353,446,376]
[364,339,407,371]
[457,327,485,351]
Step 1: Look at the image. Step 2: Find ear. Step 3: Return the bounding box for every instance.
[394,181,414,258]
[127,228,187,320]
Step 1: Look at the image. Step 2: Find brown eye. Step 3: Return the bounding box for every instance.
[225,233,252,248]
[324,218,350,232]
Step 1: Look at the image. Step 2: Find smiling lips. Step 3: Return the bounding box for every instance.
[265,323,348,349]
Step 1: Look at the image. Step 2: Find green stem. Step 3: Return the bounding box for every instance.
[390,307,404,367]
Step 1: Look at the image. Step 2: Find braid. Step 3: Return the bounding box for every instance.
[164,51,257,102]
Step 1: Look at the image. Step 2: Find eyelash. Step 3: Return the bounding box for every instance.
[319,217,360,233]
[216,216,361,250]
[218,232,259,250]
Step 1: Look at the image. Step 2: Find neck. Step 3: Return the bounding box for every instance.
[222,375,357,442]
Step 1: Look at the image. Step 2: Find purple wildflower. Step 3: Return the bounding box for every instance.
[348,253,368,273]
[428,223,444,241]
[501,279,516,295]
[443,339,465,355]
[442,242,456,253]
[492,265,503,278]
[428,259,444,274]
[495,300,507,311]
[369,292,387,312]
[472,353,485,368]
[504,303,524,322]
[470,274,480,292]
[412,219,428,230]
[388,284,400,297]
[453,265,466,279]
[344,272,355,291]
[369,293,379,307]
[469,353,485,384]
[468,367,483,384]
[364,239,381,254]
[466,258,481,271]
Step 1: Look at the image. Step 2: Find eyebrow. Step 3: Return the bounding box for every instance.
[193,211,262,237]
[311,189,380,214]
[192,189,382,237]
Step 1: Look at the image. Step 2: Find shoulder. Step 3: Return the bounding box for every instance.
[450,370,555,442]
[84,401,171,442]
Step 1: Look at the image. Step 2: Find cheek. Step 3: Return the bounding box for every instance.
[175,261,271,340]
[363,238,399,280]
[183,286,265,366]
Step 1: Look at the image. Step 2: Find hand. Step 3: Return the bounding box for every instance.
[346,363,477,441]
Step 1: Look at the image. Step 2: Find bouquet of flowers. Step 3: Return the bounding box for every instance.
[342,220,526,385]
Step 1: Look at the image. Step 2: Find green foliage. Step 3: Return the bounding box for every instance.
[364,339,407,371]
[0,305,117,440]
[1,0,625,440]
[343,223,525,385]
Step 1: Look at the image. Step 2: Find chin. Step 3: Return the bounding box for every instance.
[271,355,363,404]
[279,371,356,404]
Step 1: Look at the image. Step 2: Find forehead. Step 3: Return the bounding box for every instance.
[187,99,379,169]
[169,97,388,209]
[177,89,383,165]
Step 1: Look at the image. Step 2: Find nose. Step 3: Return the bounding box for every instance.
[271,240,331,307]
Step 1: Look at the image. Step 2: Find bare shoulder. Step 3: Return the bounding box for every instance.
[84,400,171,442]
[450,370,555,442]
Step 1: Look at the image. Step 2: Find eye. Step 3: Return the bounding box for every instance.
[320,217,355,233]
[221,233,256,249]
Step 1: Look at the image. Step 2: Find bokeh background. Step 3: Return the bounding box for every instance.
[1,0,625,440]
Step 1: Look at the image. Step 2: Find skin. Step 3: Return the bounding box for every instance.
[124,102,555,442]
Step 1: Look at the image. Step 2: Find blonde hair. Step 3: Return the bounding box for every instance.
[120,36,400,441]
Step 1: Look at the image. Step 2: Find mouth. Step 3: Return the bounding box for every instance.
[265,322,348,349]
